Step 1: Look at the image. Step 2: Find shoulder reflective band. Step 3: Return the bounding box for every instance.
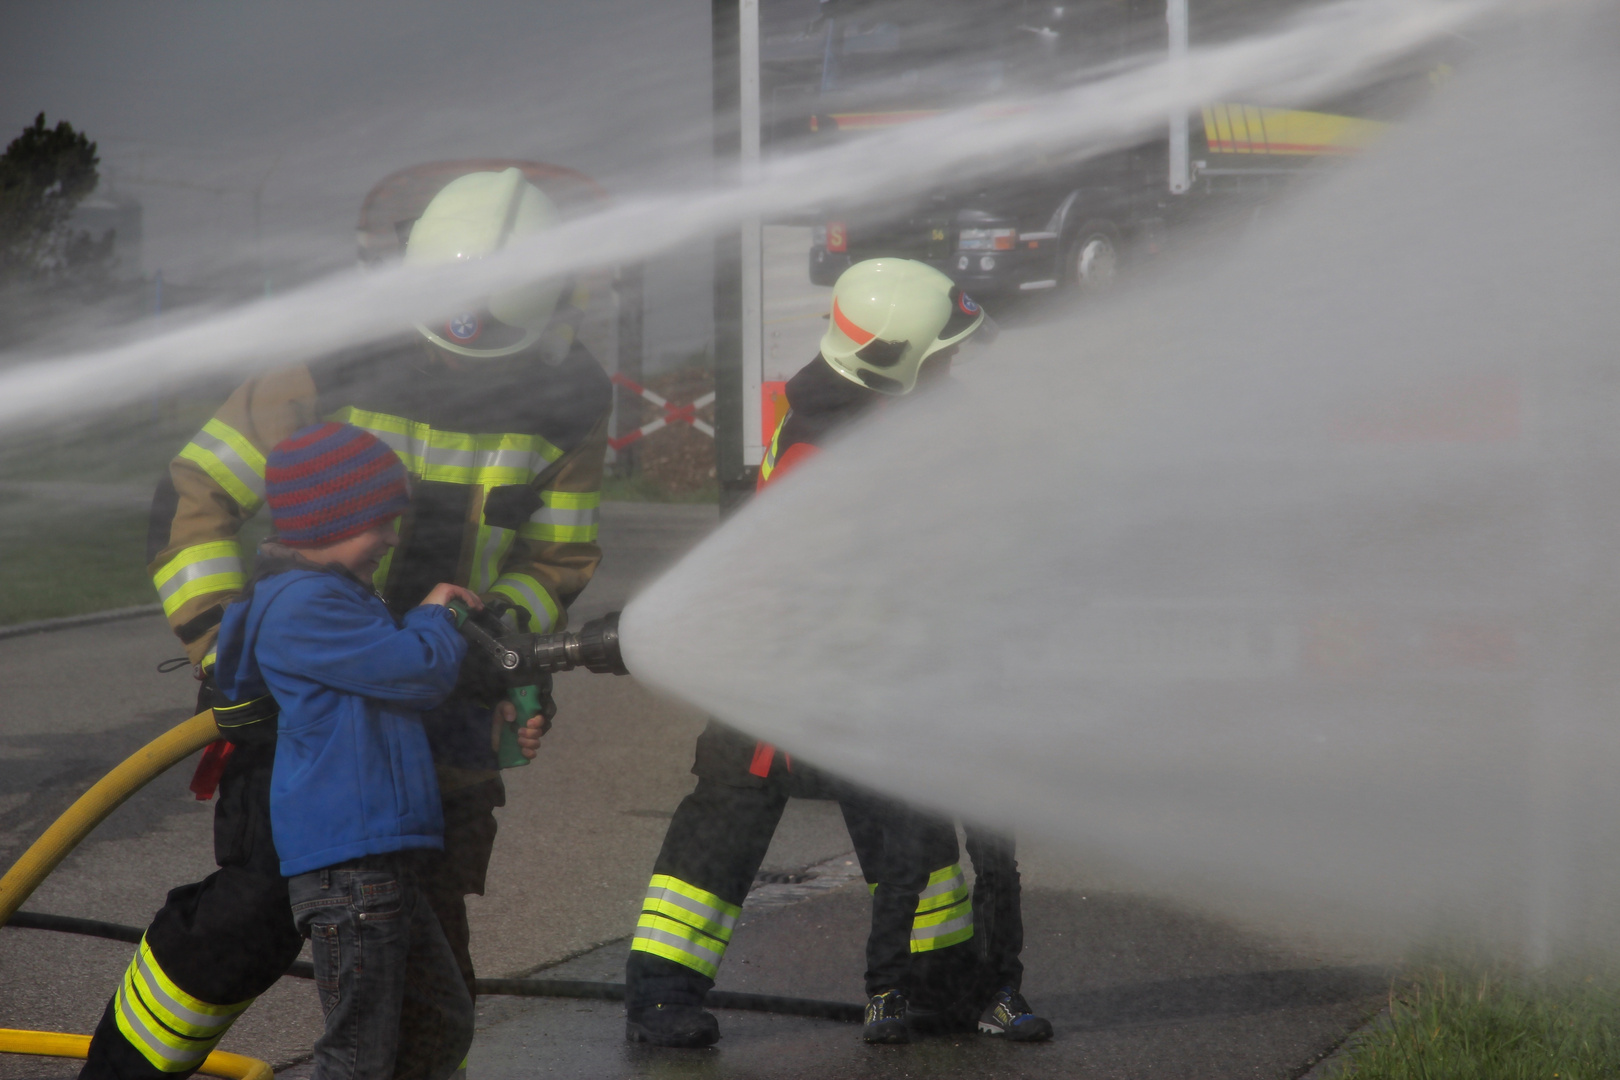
[758,415,787,485]
[114,937,252,1072]
[519,489,600,544]
[153,541,245,618]
[470,524,516,594]
[628,874,741,980]
[489,572,561,634]
[326,407,564,487]
[910,864,973,953]
[177,419,267,512]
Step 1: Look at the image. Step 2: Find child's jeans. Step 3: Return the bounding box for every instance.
[290,855,472,1080]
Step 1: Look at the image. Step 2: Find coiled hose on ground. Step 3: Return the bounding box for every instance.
[0,706,861,1080]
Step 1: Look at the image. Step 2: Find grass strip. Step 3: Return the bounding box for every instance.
[1334,958,1620,1080]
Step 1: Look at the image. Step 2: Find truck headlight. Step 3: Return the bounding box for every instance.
[959,227,1017,251]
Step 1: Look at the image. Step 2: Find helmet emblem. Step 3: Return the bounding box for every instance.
[446,312,482,342]
[958,293,981,315]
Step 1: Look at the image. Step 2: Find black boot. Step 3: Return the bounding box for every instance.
[862,989,910,1044]
[977,987,1053,1042]
[625,1003,720,1048]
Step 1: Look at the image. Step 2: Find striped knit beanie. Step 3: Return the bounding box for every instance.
[265,422,410,548]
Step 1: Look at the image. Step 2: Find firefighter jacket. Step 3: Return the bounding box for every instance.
[215,560,465,876]
[148,333,612,676]
[755,353,882,489]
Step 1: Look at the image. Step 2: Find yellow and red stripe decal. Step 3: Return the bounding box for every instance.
[828,110,942,130]
[1202,104,1387,156]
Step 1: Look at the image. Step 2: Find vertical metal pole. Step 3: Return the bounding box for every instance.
[713,0,753,512]
[1167,0,1191,195]
[740,0,765,471]
[614,264,644,477]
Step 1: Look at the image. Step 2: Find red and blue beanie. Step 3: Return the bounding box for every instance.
[265,422,410,548]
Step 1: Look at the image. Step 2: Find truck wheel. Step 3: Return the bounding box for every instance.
[1066,222,1120,295]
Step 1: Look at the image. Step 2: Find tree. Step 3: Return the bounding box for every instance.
[0,113,114,286]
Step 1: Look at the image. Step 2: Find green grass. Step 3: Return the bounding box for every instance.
[0,499,155,624]
[1334,958,1620,1080]
[0,494,275,627]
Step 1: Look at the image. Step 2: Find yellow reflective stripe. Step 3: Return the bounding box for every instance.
[759,416,787,484]
[910,897,973,953]
[648,874,741,918]
[642,875,739,941]
[152,541,245,617]
[177,420,266,510]
[132,940,249,1034]
[113,939,250,1071]
[519,489,601,543]
[471,524,515,594]
[326,407,564,486]
[115,984,209,1071]
[630,914,726,978]
[489,573,561,633]
[916,863,969,915]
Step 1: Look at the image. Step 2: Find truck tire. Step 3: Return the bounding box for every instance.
[1065,221,1120,296]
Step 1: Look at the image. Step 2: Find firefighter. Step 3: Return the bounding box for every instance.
[80,167,611,1080]
[623,258,1049,1046]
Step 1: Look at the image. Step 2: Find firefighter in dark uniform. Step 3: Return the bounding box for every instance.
[80,168,611,1080]
[623,258,1051,1046]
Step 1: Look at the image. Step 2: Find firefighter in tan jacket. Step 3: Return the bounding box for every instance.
[81,168,611,1080]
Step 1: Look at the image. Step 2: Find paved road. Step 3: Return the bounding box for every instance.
[1,501,1385,1080]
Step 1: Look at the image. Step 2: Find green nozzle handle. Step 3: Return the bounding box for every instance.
[498,685,542,769]
[446,598,474,628]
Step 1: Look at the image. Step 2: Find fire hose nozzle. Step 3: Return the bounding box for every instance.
[518,611,627,676]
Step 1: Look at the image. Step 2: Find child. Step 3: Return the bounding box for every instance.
[213,421,480,1080]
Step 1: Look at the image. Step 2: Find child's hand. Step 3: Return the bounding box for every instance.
[490,701,544,760]
[420,583,482,610]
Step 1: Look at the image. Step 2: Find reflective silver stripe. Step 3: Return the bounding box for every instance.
[155,555,243,604]
[646,885,739,938]
[490,575,558,632]
[188,428,265,502]
[919,870,966,903]
[632,924,725,968]
[134,950,238,1033]
[913,911,974,944]
[475,527,510,593]
[116,985,209,1067]
[528,503,599,530]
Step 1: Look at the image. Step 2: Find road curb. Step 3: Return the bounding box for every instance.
[0,604,164,642]
[1299,1004,1391,1079]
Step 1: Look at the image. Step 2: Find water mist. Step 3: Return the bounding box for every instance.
[620,3,1620,959]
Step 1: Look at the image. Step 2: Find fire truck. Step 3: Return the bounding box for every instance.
[762,0,1421,297]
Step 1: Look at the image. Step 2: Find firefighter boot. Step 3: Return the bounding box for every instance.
[862,990,910,1044]
[625,1003,720,1048]
[977,987,1053,1042]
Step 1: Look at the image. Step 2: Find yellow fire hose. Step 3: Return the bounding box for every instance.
[0,710,273,1079]
[0,1030,272,1080]
[0,709,220,924]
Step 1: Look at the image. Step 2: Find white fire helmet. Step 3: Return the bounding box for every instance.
[404,167,562,358]
[819,258,997,394]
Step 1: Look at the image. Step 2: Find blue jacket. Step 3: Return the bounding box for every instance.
[214,565,467,876]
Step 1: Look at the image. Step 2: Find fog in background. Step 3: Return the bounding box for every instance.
[0,1,716,364]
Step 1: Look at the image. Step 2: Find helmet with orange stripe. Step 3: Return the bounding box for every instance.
[818,258,997,394]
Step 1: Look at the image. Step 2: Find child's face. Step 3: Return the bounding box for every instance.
[302,521,400,582]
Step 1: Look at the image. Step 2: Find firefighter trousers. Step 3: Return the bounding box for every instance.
[78,745,500,1080]
[623,755,976,1013]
